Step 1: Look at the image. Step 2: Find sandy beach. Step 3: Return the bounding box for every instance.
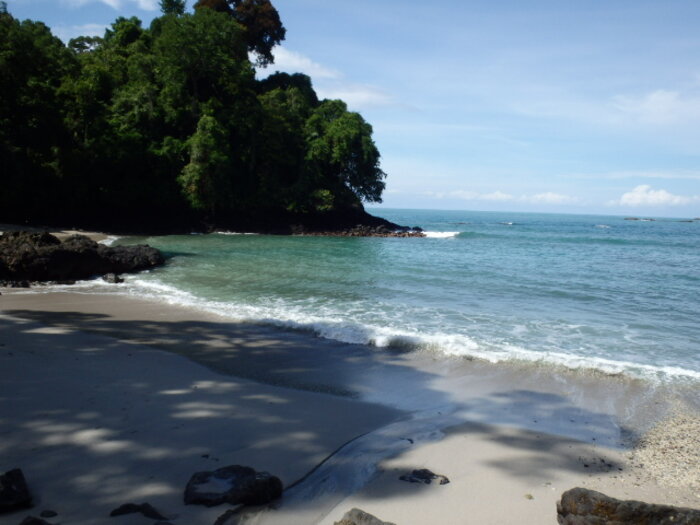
[1,290,698,524]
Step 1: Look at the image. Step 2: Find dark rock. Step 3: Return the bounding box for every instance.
[39,511,57,518]
[102,273,124,284]
[399,468,449,485]
[109,502,169,520]
[334,508,397,525]
[557,487,700,524]
[184,465,283,507]
[0,468,32,513]
[0,232,164,284]
[18,518,53,525]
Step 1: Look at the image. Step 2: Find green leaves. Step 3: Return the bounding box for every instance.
[304,100,386,204]
[0,1,386,229]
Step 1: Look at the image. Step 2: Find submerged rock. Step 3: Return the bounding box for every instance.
[0,468,32,514]
[184,465,283,507]
[0,231,163,284]
[334,508,397,525]
[557,487,700,524]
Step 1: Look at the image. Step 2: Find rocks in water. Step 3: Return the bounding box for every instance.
[557,487,700,524]
[398,468,450,485]
[184,465,283,507]
[0,231,164,284]
[0,468,32,514]
[334,508,397,525]
[109,502,169,520]
[300,224,425,238]
[102,273,124,284]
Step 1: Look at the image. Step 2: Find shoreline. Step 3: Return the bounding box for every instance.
[1,290,698,524]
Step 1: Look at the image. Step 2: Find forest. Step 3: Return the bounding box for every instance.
[0,0,389,233]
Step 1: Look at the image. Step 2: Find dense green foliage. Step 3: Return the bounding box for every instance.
[0,2,385,231]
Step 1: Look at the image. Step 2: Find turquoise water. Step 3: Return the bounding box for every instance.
[116,209,700,384]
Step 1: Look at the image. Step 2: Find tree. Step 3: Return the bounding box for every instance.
[160,0,186,15]
[304,100,386,205]
[178,114,232,212]
[194,0,284,66]
[230,0,285,66]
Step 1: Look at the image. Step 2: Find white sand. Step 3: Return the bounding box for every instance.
[0,291,697,524]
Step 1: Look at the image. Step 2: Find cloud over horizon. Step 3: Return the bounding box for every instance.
[613,185,698,207]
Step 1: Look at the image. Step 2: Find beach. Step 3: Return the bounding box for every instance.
[1,290,697,524]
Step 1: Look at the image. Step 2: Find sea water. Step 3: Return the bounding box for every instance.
[100,210,699,386]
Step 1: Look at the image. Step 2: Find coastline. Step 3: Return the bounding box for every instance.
[1,290,697,524]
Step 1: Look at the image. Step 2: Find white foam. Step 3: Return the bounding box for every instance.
[423,231,459,239]
[107,278,700,385]
[98,235,120,246]
[595,224,611,229]
[214,232,259,236]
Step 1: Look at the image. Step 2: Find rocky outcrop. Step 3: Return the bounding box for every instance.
[398,468,450,485]
[0,232,163,285]
[0,469,32,514]
[299,224,424,237]
[334,508,397,525]
[557,487,700,524]
[184,465,283,507]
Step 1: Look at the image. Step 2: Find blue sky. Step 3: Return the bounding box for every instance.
[8,0,700,217]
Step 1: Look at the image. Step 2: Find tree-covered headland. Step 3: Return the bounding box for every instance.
[0,0,393,233]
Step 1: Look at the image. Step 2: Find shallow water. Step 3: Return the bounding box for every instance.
[101,209,700,387]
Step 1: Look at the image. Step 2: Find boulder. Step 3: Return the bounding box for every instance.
[398,468,449,485]
[334,508,397,525]
[557,487,700,524]
[184,465,282,507]
[0,232,164,284]
[109,502,169,520]
[0,468,32,514]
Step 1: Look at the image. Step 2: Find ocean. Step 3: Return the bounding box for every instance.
[96,208,700,387]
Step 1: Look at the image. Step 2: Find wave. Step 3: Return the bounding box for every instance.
[99,235,120,246]
[215,232,259,236]
[423,231,460,239]
[113,277,700,385]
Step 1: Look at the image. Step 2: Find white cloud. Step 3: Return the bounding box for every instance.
[52,23,107,43]
[429,190,576,204]
[526,192,576,204]
[614,185,698,206]
[257,47,394,111]
[317,84,393,109]
[61,0,157,10]
[258,47,340,80]
[613,90,700,125]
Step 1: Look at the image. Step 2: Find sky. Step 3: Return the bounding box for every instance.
[7,0,700,217]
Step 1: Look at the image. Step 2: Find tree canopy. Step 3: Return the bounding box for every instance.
[0,2,386,232]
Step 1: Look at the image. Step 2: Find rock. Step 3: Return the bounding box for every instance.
[398,468,449,485]
[184,465,283,507]
[334,508,397,525]
[102,273,124,284]
[0,232,164,284]
[18,518,53,525]
[39,511,57,518]
[0,468,32,514]
[109,502,169,520]
[557,487,700,524]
